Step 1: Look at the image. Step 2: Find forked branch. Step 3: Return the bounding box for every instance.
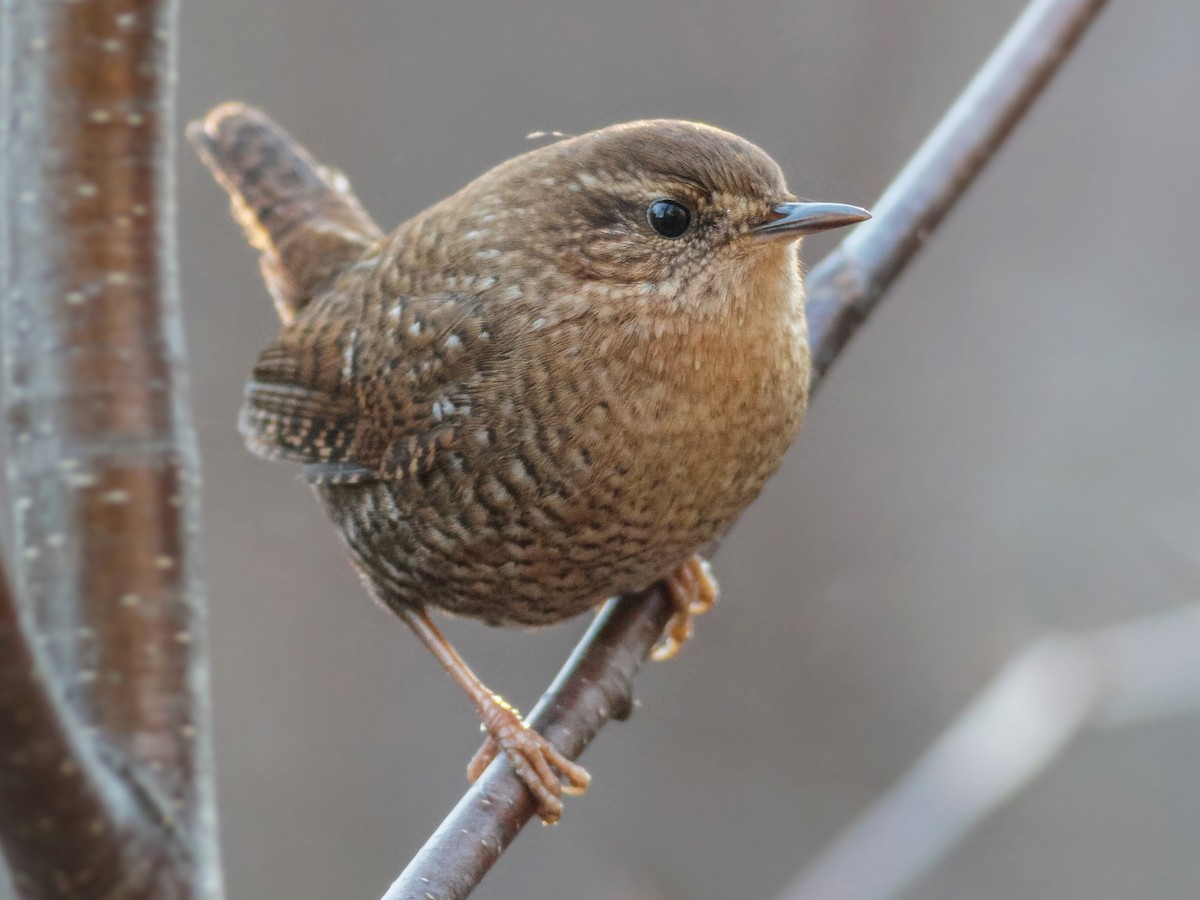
[0,555,129,896]
[0,0,221,896]
[383,0,1110,897]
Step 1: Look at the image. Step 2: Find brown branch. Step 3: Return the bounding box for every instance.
[0,1,221,897]
[806,0,1109,389]
[381,588,671,900]
[382,0,1110,897]
[0,550,134,897]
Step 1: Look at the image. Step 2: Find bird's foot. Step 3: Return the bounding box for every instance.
[651,555,719,662]
[467,696,590,825]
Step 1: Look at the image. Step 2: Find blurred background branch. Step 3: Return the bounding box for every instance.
[781,603,1200,900]
[383,0,1110,897]
[0,0,222,896]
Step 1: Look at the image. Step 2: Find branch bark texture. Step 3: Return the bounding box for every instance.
[383,0,1110,896]
[382,589,669,900]
[0,0,222,897]
[806,0,1109,388]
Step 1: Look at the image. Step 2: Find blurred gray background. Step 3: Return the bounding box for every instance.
[113,0,1200,897]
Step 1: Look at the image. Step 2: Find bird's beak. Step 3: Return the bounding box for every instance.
[754,201,871,240]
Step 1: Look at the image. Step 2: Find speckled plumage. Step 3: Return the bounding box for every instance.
[202,111,812,625]
[190,104,866,819]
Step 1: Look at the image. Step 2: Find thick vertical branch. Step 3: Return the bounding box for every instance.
[382,0,1109,896]
[0,0,222,897]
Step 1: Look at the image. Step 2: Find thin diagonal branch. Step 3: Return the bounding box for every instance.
[806,0,1109,388]
[382,0,1110,896]
[382,588,670,900]
[0,0,222,897]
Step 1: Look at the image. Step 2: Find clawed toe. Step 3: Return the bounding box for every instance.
[474,701,590,824]
[467,735,499,783]
[651,556,719,662]
[402,607,591,822]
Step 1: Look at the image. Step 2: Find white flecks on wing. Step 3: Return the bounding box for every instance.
[342,329,358,380]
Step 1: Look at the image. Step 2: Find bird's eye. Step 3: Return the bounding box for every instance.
[646,199,691,239]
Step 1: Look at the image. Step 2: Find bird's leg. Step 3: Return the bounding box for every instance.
[398,606,590,825]
[466,557,716,798]
[651,555,719,662]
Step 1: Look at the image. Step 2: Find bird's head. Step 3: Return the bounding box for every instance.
[415,119,869,321]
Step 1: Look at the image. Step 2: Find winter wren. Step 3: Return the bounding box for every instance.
[189,104,869,823]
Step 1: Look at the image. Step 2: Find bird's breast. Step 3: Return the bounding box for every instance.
[540,288,812,555]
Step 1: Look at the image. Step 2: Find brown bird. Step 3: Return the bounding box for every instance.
[188,103,868,823]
